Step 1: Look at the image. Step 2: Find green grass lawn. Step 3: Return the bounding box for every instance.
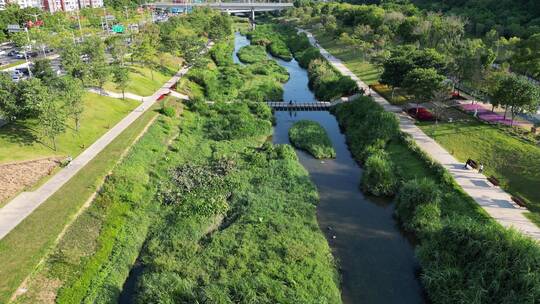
[0,93,139,164]
[0,100,165,303]
[312,30,381,85]
[420,121,540,210]
[104,55,182,97]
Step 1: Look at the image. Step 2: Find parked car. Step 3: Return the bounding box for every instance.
[407,107,435,121]
[27,51,38,58]
[11,74,21,82]
[15,52,25,59]
[16,67,30,76]
[7,50,18,57]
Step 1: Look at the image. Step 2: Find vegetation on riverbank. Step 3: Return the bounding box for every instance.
[248,24,293,61]
[332,97,540,303]
[181,37,289,103]
[0,97,167,304]
[131,102,341,303]
[289,120,336,159]
[237,45,268,64]
[247,23,357,101]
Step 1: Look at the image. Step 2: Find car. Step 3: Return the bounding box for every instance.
[15,53,25,59]
[407,107,435,121]
[27,51,38,58]
[16,67,30,76]
[11,74,21,82]
[7,50,18,57]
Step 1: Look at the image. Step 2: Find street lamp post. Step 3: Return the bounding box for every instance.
[23,28,33,78]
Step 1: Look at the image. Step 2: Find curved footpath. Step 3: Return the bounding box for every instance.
[0,67,189,240]
[299,29,540,240]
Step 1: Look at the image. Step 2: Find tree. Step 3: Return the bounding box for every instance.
[14,78,49,120]
[511,34,540,78]
[166,26,206,67]
[402,68,446,109]
[90,61,110,93]
[60,41,86,81]
[32,58,56,85]
[54,77,84,130]
[0,72,17,122]
[106,36,129,66]
[493,74,540,125]
[380,56,414,98]
[113,66,130,99]
[40,95,66,151]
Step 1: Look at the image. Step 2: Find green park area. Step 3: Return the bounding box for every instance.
[0,93,138,164]
[420,121,540,210]
[0,98,171,303]
[104,54,183,97]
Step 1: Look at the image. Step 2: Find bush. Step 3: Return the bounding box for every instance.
[418,217,540,304]
[288,120,336,159]
[210,40,234,66]
[161,106,176,117]
[332,97,400,162]
[361,149,398,196]
[237,45,268,64]
[395,178,442,236]
[204,103,272,140]
[308,58,358,100]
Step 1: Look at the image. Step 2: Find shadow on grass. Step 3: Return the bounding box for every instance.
[0,121,39,146]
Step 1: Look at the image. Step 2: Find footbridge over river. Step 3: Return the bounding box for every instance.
[266,101,342,111]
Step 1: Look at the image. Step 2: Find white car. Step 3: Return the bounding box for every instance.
[11,74,21,82]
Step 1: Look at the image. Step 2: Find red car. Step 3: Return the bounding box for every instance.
[407,107,435,121]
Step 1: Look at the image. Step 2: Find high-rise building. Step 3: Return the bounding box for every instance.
[0,0,42,10]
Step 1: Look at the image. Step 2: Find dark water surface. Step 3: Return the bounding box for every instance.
[253,32,425,303]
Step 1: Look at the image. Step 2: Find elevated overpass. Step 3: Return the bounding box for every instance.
[145,2,294,14]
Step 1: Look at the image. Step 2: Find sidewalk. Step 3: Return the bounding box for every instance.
[0,67,189,240]
[301,30,540,240]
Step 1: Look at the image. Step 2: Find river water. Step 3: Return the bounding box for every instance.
[233,33,425,303]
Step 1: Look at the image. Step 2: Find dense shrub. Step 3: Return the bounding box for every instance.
[308,58,358,100]
[289,120,336,159]
[161,106,176,117]
[186,46,288,102]
[210,40,234,66]
[418,217,540,304]
[247,60,290,83]
[395,178,442,236]
[295,46,323,68]
[332,97,400,162]
[248,24,293,61]
[237,45,268,64]
[134,105,341,303]
[361,149,398,196]
[204,103,272,140]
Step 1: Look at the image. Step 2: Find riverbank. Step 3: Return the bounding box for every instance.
[293,26,540,303]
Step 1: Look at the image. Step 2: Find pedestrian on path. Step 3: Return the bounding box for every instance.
[464,158,471,169]
[479,163,484,173]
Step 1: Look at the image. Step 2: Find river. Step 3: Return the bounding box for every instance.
[233,33,425,303]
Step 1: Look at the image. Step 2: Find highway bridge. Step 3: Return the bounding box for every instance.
[145,1,294,14]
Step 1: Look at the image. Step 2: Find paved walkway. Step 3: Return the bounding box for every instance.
[86,88,146,101]
[0,67,190,240]
[301,30,540,240]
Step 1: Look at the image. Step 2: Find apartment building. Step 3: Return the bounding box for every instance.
[0,0,103,12]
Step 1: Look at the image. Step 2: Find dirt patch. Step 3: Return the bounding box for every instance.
[0,157,62,205]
